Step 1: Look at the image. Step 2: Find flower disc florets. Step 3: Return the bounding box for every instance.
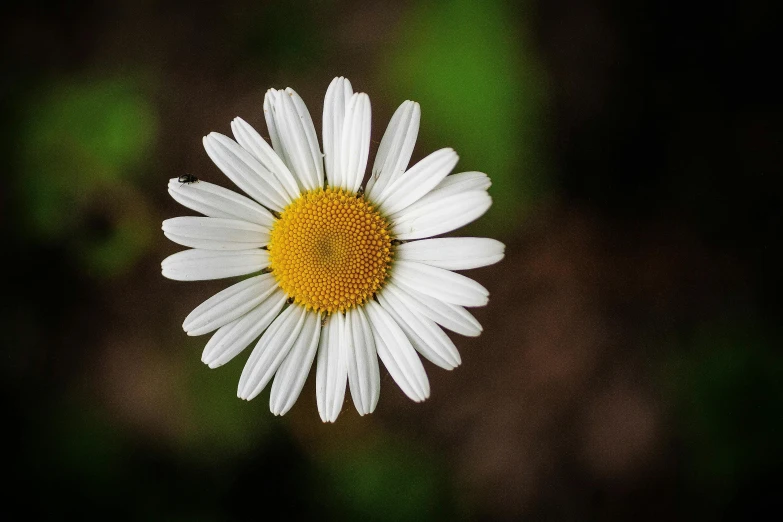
[268,187,392,313]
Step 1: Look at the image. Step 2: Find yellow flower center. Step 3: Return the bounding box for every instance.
[268,187,393,314]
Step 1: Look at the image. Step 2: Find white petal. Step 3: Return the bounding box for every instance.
[391,260,488,307]
[388,282,482,337]
[365,300,430,402]
[390,171,489,215]
[288,88,325,188]
[264,88,323,192]
[269,311,321,416]
[167,179,275,228]
[316,313,348,423]
[428,171,491,197]
[322,77,354,187]
[340,93,371,193]
[161,249,269,281]
[377,288,461,370]
[182,273,278,336]
[395,237,505,270]
[203,133,290,211]
[162,217,269,251]
[264,90,285,165]
[388,171,491,236]
[231,117,300,202]
[366,101,420,196]
[375,148,458,215]
[201,290,287,368]
[345,307,380,415]
[391,190,492,241]
[238,304,308,400]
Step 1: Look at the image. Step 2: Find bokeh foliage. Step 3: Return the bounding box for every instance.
[17,76,158,276]
[666,323,783,515]
[3,0,779,520]
[383,0,548,235]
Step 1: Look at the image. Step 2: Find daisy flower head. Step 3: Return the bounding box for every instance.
[162,77,505,422]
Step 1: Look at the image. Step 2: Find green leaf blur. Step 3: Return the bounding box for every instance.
[383,0,548,235]
[18,76,158,276]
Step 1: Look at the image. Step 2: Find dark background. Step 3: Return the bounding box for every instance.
[3,0,780,520]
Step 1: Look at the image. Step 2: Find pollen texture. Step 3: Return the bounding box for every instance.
[268,188,393,314]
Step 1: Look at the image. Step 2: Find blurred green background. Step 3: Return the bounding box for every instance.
[2,0,780,520]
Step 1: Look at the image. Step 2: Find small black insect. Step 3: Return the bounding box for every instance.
[178,174,199,184]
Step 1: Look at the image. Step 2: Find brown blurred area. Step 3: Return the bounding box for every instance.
[2,1,780,520]
[409,204,743,519]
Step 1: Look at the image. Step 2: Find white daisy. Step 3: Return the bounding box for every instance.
[162,77,504,422]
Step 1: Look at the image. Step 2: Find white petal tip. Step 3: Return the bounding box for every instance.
[413,387,431,402]
[318,410,340,423]
[356,405,376,416]
[270,399,294,417]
